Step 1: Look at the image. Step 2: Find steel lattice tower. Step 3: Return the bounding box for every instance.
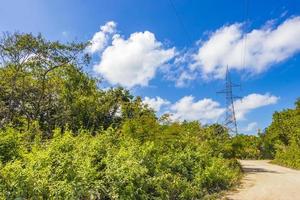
[217,66,240,135]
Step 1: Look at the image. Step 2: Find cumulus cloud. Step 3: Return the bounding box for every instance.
[93,29,175,88]
[170,96,225,123]
[175,71,196,87]
[140,93,278,124]
[193,16,300,79]
[143,96,170,112]
[234,93,279,120]
[167,93,278,123]
[163,51,198,87]
[242,122,258,133]
[87,21,116,54]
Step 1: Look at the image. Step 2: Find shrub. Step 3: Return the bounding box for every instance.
[0,128,23,164]
[0,127,242,199]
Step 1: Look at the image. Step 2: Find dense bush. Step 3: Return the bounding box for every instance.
[274,141,300,169]
[0,128,24,164]
[262,99,300,168]
[0,125,241,199]
[230,134,262,159]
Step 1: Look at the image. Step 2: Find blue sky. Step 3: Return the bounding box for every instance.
[1,0,300,134]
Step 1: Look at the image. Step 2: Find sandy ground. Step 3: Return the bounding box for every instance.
[225,160,300,200]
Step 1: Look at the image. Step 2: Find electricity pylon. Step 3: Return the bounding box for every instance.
[217,66,240,135]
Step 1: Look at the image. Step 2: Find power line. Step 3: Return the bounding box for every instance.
[167,0,193,44]
[242,0,249,69]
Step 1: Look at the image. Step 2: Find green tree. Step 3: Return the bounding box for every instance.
[262,99,300,168]
[0,33,133,136]
[0,33,89,133]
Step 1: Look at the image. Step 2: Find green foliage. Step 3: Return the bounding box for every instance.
[0,123,242,199]
[2,31,300,199]
[273,140,300,169]
[0,33,131,136]
[0,128,24,164]
[0,130,104,199]
[200,124,232,158]
[263,99,300,168]
[230,135,262,159]
[0,32,243,199]
[0,32,88,132]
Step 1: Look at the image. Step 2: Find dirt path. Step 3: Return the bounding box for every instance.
[225,160,300,200]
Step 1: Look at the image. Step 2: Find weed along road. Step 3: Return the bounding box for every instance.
[225,160,300,200]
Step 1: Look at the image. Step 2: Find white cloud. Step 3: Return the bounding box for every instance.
[193,16,300,79]
[143,96,170,112]
[140,93,278,124]
[87,21,116,54]
[234,93,279,120]
[163,51,197,87]
[167,93,278,123]
[170,96,225,123]
[93,30,175,88]
[175,71,196,87]
[242,122,258,133]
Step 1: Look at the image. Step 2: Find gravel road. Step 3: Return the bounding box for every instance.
[225,160,300,200]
